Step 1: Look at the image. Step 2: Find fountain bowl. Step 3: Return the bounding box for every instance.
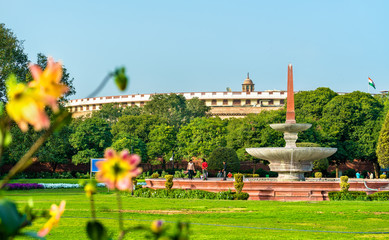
[246,147,337,181]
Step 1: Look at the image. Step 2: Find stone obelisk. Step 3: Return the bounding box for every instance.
[285,64,296,124]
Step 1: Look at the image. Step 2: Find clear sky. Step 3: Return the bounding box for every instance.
[1,0,388,99]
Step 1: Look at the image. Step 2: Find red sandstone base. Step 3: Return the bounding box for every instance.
[145,179,389,201]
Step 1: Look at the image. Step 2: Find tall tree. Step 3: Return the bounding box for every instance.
[143,94,210,128]
[377,110,389,169]
[147,123,177,168]
[0,23,29,101]
[111,115,160,143]
[69,117,112,164]
[319,91,383,177]
[177,117,227,159]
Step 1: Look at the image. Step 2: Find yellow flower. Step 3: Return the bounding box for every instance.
[84,182,97,198]
[151,220,164,233]
[38,200,66,237]
[29,57,68,111]
[96,149,142,191]
[6,75,49,132]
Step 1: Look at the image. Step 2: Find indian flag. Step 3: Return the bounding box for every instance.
[368,77,376,89]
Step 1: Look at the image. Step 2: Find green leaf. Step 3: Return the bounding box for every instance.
[86,220,110,240]
[0,199,27,236]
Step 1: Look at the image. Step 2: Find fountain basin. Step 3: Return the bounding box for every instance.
[270,123,312,132]
[246,147,337,181]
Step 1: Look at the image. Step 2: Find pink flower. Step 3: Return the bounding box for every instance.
[96,149,142,191]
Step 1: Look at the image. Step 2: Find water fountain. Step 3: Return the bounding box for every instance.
[246,64,337,181]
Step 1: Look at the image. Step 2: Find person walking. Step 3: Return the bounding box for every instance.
[187,159,195,180]
[222,161,227,180]
[202,159,208,180]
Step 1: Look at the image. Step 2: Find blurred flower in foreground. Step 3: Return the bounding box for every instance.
[6,75,50,132]
[151,220,164,234]
[38,200,66,237]
[5,57,68,132]
[84,182,97,198]
[29,57,68,111]
[114,67,128,91]
[96,149,142,190]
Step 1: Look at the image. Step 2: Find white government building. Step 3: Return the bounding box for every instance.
[66,74,286,119]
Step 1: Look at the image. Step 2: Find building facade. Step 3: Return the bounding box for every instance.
[66,75,286,119]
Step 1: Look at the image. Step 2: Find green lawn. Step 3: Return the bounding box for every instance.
[4,188,389,239]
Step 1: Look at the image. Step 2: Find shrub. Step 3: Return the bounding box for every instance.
[234,192,249,200]
[161,170,167,178]
[243,174,259,178]
[328,191,367,201]
[367,191,389,201]
[208,147,240,173]
[165,175,173,190]
[133,188,248,200]
[194,171,201,178]
[315,172,323,178]
[151,172,160,178]
[340,176,349,192]
[234,173,244,194]
[380,174,387,179]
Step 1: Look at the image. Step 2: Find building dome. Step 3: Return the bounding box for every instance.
[242,73,254,92]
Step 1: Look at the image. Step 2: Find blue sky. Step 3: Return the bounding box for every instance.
[1,0,388,99]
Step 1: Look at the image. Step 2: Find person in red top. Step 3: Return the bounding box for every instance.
[202,159,208,180]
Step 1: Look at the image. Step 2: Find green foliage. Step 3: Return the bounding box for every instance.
[377,110,389,168]
[111,115,160,143]
[0,199,26,238]
[69,117,112,164]
[328,191,367,201]
[233,173,244,194]
[72,149,100,165]
[295,87,338,121]
[113,66,128,91]
[340,176,349,192]
[208,147,240,172]
[234,192,250,200]
[226,110,285,156]
[165,175,173,190]
[151,172,160,179]
[143,94,210,128]
[177,117,227,158]
[315,172,323,178]
[367,191,389,201]
[111,135,147,161]
[147,124,176,160]
[0,23,29,101]
[320,91,383,167]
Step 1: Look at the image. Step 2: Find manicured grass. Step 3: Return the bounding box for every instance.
[5,189,389,239]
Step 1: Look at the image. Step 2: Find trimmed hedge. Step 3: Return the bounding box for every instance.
[328,191,367,201]
[133,188,249,200]
[367,191,389,201]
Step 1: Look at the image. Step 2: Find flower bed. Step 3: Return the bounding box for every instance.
[39,183,106,189]
[6,183,44,190]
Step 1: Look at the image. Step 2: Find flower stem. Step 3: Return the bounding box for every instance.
[116,191,124,238]
[86,72,114,98]
[0,111,70,189]
[90,195,96,220]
